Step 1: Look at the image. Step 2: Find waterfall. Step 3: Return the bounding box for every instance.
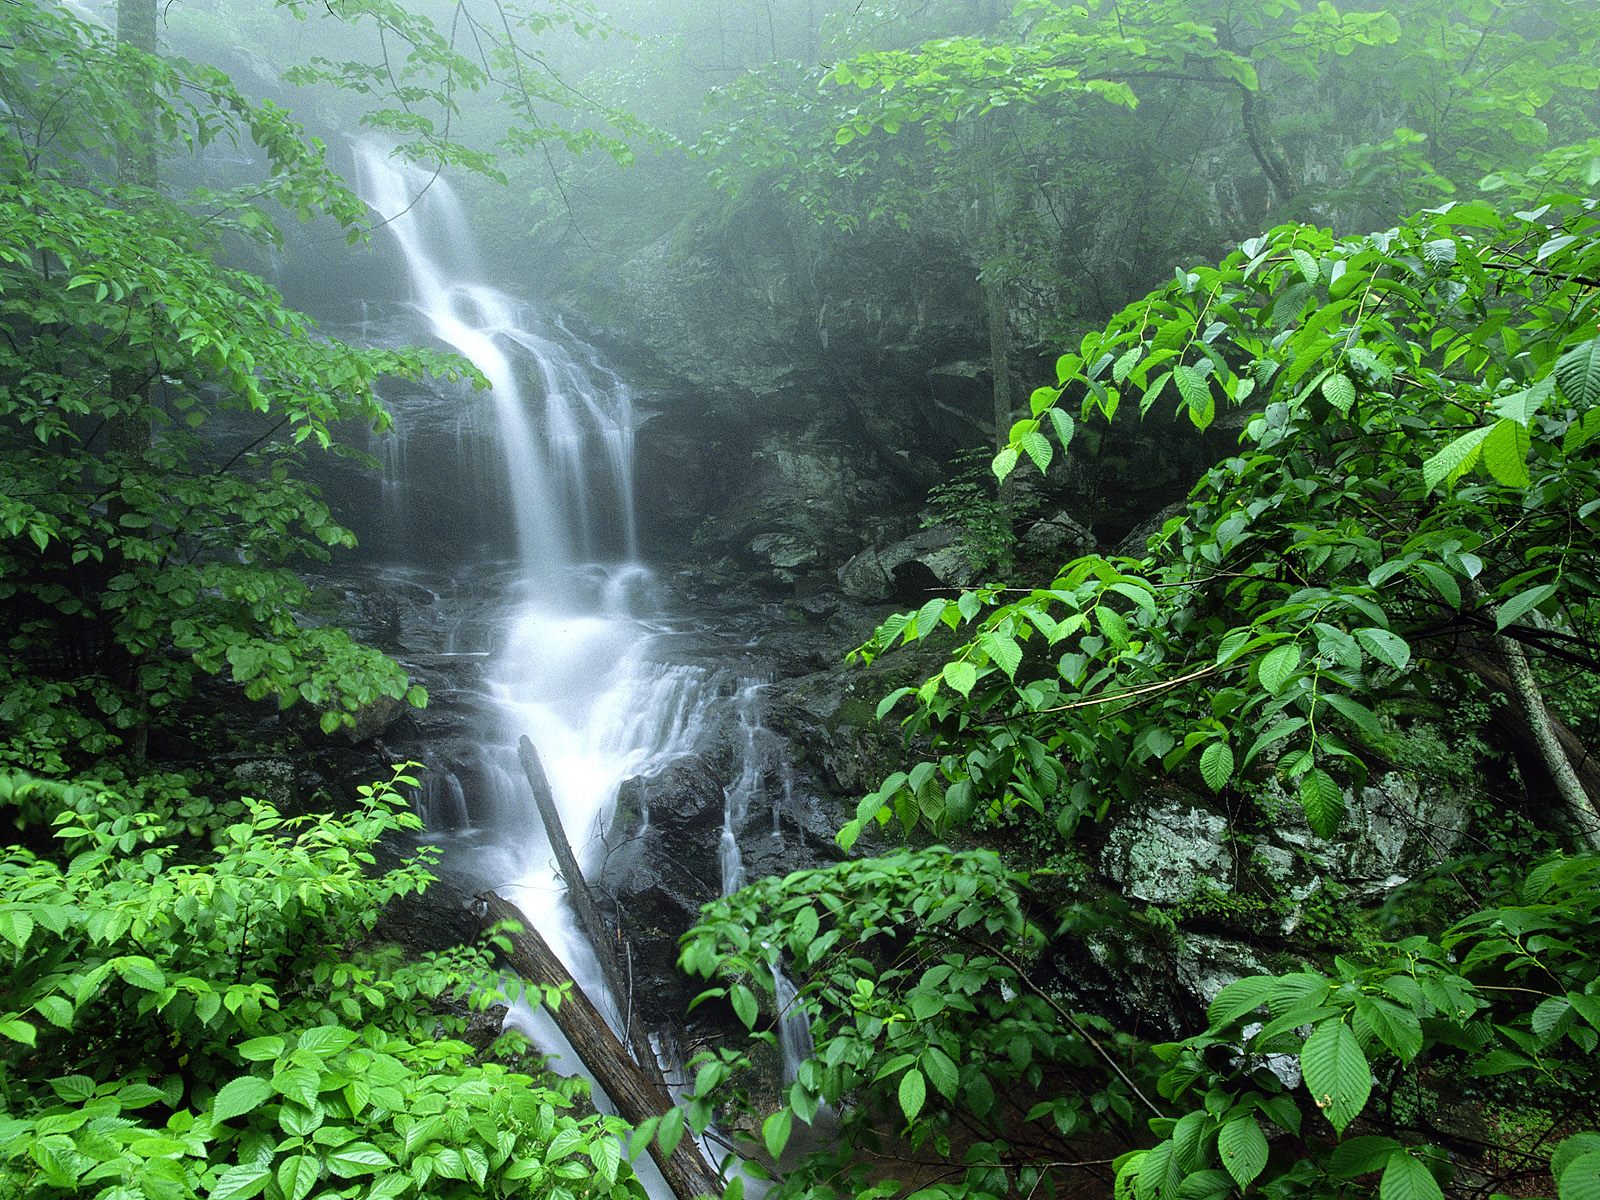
[354,140,703,1048]
[354,142,811,1195]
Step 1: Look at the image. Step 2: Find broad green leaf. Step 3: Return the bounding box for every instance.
[1322,372,1356,414]
[1046,406,1076,449]
[1020,429,1054,474]
[1481,419,1531,488]
[1494,582,1556,631]
[212,1075,274,1123]
[1207,976,1274,1028]
[1257,643,1302,695]
[898,1068,926,1123]
[326,1144,393,1177]
[277,1155,320,1200]
[1380,1149,1444,1200]
[1559,1151,1600,1200]
[1322,693,1384,742]
[1554,335,1600,407]
[1200,741,1234,792]
[921,1047,960,1100]
[210,1164,272,1200]
[1173,364,1212,421]
[1291,248,1319,284]
[1298,768,1346,838]
[992,446,1020,482]
[1300,1020,1371,1132]
[763,1108,793,1159]
[1422,424,1493,491]
[943,661,978,697]
[730,984,758,1030]
[1217,1116,1268,1188]
[1353,627,1410,671]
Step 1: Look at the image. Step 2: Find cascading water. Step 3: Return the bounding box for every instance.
[713,682,815,1085]
[353,142,830,1192]
[353,142,712,1087]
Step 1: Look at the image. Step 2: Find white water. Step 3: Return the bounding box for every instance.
[354,141,707,1051]
[355,143,820,1189]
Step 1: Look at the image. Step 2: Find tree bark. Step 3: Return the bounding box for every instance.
[479,893,723,1200]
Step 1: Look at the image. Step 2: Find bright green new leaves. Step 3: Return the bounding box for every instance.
[860,190,1600,846]
[0,765,649,1199]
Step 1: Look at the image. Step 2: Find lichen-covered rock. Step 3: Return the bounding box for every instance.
[1100,793,1235,905]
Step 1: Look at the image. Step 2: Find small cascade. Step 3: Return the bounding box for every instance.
[718,680,773,898]
[770,965,815,1086]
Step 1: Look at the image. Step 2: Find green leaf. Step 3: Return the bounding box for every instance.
[1559,1151,1600,1200]
[1322,693,1384,742]
[326,1144,393,1177]
[0,1018,36,1046]
[1298,768,1346,838]
[277,1155,320,1200]
[209,1164,272,1200]
[1257,643,1302,695]
[590,1134,622,1184]
[1200,741,1234,792]
[1380,1149,1444,1200]
[1481,419,1531,488]
[1352,627,1410,671]
[212,1075,275,1123]
[762,1107,793,1159]
[1422,424,1493,491]
[980,633,1023,679]
[1046,406,1076,449]
[730,984,758,1030]
[943,661,978,697]
[1300,1020,1372,1132]
[992,446,1020,482]
[1291,248,1319,284]
[1173,364,1212,421]
[1322,372,1356,415]
[1217,1116,1268,1188]
[1020,429,1054,474]
[1554,335,1600,407]
[1494,582,1556,631]
[1207,976,1274,1028]
[921,1047,960,1100]
[898,1068,926,1123]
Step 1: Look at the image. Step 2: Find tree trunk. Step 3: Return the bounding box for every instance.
[1459,584,1600,850]
[479,893,723,1200]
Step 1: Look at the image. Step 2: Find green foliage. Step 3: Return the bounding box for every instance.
[854,193,1600,843]
[680,847,1137,1198]
[0,0,482,756]
[920,450,1024,576]
[683,841,1600,1199]
[0,765,647,1199]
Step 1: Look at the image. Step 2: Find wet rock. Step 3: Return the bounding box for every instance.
[837,525,976,604]
[1019,510,1095,565]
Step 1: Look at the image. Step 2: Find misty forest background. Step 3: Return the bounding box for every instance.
[3,1,1600,1200]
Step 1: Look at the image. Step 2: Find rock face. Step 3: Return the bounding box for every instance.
[1061,770,1475,1035]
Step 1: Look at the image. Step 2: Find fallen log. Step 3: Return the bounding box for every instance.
[480,891,723,1200]
[516,735,660,1071]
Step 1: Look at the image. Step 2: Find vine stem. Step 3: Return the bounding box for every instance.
[976,938,1167,1120]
